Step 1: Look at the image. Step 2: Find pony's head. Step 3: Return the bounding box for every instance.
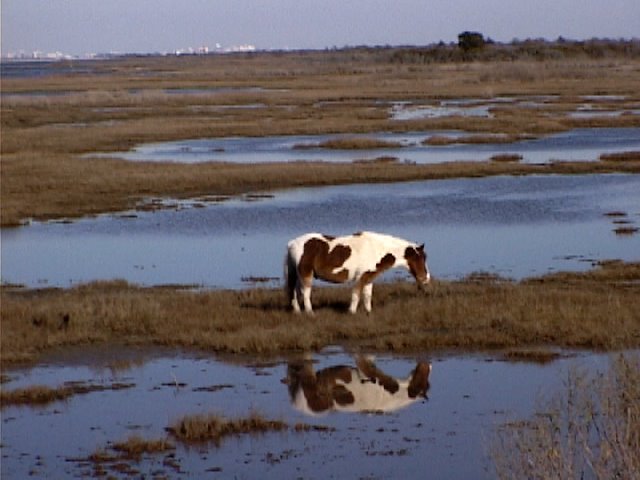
[405,244,431,288]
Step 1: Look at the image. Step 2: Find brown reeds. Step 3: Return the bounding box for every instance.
[0,381,135,407]
[423,133,534,146]
[167,411,288,445]
[166,410,332,446]
[600,151,640,162]
[2,261,639,366]
[491,353,640,479]
[111,436,175,459]
[293,137,402,150]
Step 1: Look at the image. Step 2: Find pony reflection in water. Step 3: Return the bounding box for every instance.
[286,355,431,415]
[285,231,431,314]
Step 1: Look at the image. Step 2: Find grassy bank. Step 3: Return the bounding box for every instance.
[2,261,638,366]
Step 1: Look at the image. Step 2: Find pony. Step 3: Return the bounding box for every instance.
[286,355,431,415]
[285,231,430,314]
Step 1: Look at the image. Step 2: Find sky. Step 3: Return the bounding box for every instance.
[2,0,639,56]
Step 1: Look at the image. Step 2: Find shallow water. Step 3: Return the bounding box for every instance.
[96,127,640,164]
[0,347,621,479]
[2,174,639,288]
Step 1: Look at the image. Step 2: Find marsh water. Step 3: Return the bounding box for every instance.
[2,174,639,288]
[97,127,640,165]
[0,346,622,479]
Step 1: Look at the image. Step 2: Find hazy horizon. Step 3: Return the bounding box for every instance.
[2,0,639,57]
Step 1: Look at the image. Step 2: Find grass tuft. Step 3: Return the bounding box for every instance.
[168,411,288,445]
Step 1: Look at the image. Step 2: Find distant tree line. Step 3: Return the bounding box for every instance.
[386,35,640,63]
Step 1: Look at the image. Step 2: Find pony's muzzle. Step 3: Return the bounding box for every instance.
[417,274,431,292]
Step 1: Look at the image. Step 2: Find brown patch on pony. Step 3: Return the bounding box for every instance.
[358,253,396,289]
[408,362,431,398]
[356,356,400,394]
[405,245,427,283]
[299,237,351,284]
[288,362,355,413]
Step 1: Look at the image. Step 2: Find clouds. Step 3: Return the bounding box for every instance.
[2,0,638,56]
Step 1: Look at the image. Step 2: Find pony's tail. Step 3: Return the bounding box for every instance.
[284,248,298,306]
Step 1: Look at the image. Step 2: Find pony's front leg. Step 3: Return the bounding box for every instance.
[349,287,361,314]
[362,283,373,313]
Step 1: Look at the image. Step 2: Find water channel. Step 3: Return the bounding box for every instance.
[1,346,624,479]
[96,127,640,165]
[2,174,639,289]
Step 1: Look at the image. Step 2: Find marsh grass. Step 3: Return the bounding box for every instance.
[490,153,523,163]
[491,353,640,480]
[293,137,403,150]
[77,413,328,477]
[74,435,176,477]
[2,152,639,226]
[600,151,640,162]
[0,381,135,407]
[501,349,562,364]
[2,262,639,366]
[423,133,534,146]
[2,47,640,225]
[111,436,175,459]
[168,411,289,446]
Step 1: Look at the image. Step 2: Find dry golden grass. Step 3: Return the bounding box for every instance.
[601,151,640,162]
[168,411,288,446]
[2,261,638,366]
[111,436,175,459]
[0,381,135,407]
[294,137,403,150]
[75,435,176,477]
[423,133,534,146]
[490,153,523,163]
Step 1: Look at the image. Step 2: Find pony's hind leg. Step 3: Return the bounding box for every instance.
[301,278,314,314]
[286,251,302,313]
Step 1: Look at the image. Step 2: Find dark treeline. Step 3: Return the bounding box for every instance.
[392,37,640,63]
[307,37,640,64]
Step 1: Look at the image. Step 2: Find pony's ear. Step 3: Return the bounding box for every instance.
[418,243,425,251]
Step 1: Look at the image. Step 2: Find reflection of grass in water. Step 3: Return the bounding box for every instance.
[491,353,640,480]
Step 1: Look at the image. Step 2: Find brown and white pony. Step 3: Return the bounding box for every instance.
[286,355,431,415]
[285,231,430,314]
